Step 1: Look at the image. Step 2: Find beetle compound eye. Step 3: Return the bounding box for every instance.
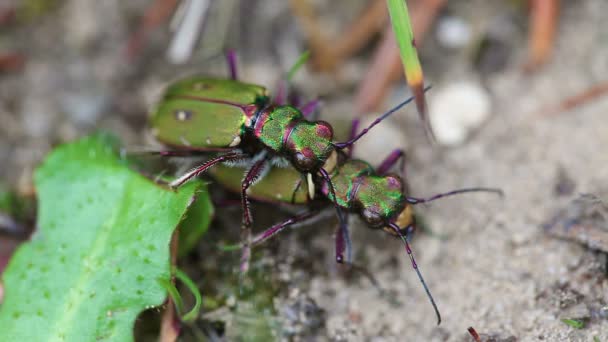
[315,121,333,140]
[174,109,193,122]
[294,152,315,171]
[362,208,383,228]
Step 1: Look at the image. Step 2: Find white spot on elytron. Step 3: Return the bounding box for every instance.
[205,138,211,145]
[175,110,191,121]
[229,135,241,147]
[307,173,315,200]
[179,136,192,146]
[276,193,283,200]
[194,83,210,91]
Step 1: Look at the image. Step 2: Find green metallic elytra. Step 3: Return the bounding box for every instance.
[211,164,310,204]
[151,78,269,148]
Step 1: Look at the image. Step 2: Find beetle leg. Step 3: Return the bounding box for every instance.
[169,152,248,188]
[333,213,390,296]
[226,48,238,80]
[239,158,270,273]
[250,210,321,246]
[300,99,320,119]
[334,212,352,264]
[376,148,406,176]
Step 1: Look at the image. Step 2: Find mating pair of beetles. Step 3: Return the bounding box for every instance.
[149,54,501,325]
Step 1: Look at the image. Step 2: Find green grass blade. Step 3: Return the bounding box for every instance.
[386,0,434,140]
[174,268,202,322]
[286,50,311,82]
[561,318,585,329]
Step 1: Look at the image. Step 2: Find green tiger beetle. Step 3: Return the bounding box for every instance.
[212,143,502,325]
[149,51,422,274]
[150,51,502,324]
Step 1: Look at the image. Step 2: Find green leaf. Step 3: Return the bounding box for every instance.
[561,318,585,329]
[178,185,213,257]
[0,134,209,341]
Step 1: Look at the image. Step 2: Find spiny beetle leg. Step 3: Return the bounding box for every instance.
[169,152,248,188]
[239,158,269,273]
[250,210,321,246]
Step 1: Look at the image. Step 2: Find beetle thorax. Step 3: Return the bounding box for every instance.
[254,106,334,173]
[284,120,334,172]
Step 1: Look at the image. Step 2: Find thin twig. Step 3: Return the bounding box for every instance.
[524,0,559,71]
[539,81,608,117]
[289,0,388,72]
[159,230,181,342]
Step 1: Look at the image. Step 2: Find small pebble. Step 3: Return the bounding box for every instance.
[429,81,491,146]
[436,16,472,49]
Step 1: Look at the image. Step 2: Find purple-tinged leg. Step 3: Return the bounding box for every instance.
[405,187,504,205]
[334,214,352,264]
[288,93,303,109]
[333,214,387,295]
[169,152,248,188]
[319,167,351,264]
[274,79,288,106]
[239,158,269,273]
[300,99,320,118]
[376,149,405,176]
[250,210,321,246]
[226,48,238,80]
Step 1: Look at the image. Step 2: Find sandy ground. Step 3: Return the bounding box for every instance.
[1,0,607,341]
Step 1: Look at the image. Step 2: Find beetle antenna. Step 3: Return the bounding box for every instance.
[319,168,352,263]
[406,187,504,205]
[333,85,431,149]
[389,222,441,325]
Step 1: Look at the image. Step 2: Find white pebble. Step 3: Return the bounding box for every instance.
[436,16,472,49]
[429,81,491,146]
